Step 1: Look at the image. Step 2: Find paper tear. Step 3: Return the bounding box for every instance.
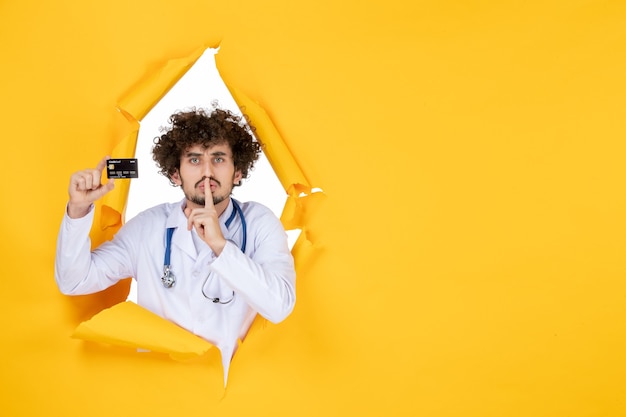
[226,85,326,245]
[116,46,208,123]
[72,301,213,359]
[227,87,311,196]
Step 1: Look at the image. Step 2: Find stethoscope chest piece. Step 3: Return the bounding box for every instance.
[162,265,176,288]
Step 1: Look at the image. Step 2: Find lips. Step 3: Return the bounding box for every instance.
[199,182,217,191]
[195,177,219,190]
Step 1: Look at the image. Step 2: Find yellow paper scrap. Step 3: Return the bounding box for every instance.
[228,87,311,197]
[72,301,213,359]
[228,87,321,232]
[116,46,207,123]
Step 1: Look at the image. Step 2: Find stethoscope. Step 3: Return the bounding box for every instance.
[161,199,247,304]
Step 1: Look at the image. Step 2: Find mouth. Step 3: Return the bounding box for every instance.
[196,177,219,191]
[198,183,216,192]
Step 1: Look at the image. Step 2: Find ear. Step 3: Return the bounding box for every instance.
[171,170,182,186]
[234,170,243,185]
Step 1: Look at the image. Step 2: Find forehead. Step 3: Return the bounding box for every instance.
[183,142,233,155]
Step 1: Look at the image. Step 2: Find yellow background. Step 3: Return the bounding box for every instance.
[2,1,626,416]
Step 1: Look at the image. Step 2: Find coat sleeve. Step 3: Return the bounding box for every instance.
[54,205,136,295]
[209,207,296,324]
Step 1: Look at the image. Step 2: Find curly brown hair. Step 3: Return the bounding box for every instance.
[152,107,262,186]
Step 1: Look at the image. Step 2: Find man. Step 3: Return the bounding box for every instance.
[55,108,296,373]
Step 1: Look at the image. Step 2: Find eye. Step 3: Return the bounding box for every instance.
[214,157,224,163]
[190,157,200,164]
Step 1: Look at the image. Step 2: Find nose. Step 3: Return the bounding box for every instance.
[201,159,212,178]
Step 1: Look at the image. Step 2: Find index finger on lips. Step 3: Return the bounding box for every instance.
[204,178,213,209]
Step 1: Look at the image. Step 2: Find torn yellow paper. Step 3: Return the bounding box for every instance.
[228,87,311,197]
[116,46,207,123]
[72,301,213,359]
[228,86,320,233]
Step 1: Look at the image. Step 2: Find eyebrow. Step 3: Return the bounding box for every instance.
[184,151,229,157]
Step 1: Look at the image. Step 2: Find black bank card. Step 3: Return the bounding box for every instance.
[107,158,138,179]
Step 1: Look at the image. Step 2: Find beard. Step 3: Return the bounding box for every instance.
[181,175,232,206]
[187,193,226,207]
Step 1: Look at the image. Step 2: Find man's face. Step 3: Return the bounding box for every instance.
[171,143,242,211]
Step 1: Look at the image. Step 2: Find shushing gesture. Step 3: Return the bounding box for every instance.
[184,177,227,255]
[67,156,115,219]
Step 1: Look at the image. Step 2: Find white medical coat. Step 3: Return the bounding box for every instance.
[55,198,296,379]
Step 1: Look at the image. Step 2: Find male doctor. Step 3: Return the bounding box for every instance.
[55,108,296,375]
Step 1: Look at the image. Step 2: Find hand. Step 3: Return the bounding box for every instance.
[67,156,115,218]
[184,178,227,255]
